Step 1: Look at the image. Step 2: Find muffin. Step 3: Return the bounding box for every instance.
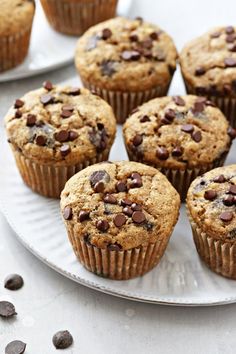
[61,161,180,280]
[4,83,116,198]
[0,0,35,72]
[123,95,235,201]
[180,26,236,127]
[187,165,236,279]
[40,0,118,36]
[75,17,178,123]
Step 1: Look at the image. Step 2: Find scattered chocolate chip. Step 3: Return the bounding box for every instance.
[90,170,110,188]
[60,145,71,157]
[130,33,138,41]
[135,16,143,22]
[14,99,24,109]
[78,210,90,222]
[181,124,194,133]
[228,126,236,139]
[130,178,142,188]
[141,39,153,49]
[131,172,141,180]
[132,134,143,146]
[26,114,36,127]
[5,340,26,354]
[63,206,72,220]
[52,330,73,350]
[150,31,159,40]
[94,181,105,193]
[213,175,226,183]
[101,60,117,77]
[132,211,146,224]
[113,214,126,227]
[228,43,236,52]
[211,31,221,38]
[69,87,81,96]
[0,301,16,318]
[161,117,171,125]
[40,94,53,105]
[204,190,217,201]
[68,131,78,141]
[172,146,183,157]
[192,130,202,142]
[140,115,150,122]
[35,135,47,146]
[229,185,236,195]
[15,109,22,118]
[164,109,175,121]
[224,57,236,67]
[173,96,185,106]
[55,130,69,142]
[195,67,206,76]
[121,50,141,61]
[156,146,169,160]
[108,243,122,251]
[226,26,235,34]
[116,181,126,192]
[131,203,142,211]
[96,219,109,232]
[205,100,216,107]
[220,211,233,222]
[4,274,24,291]
[61,109,73,119]
[123,206,133,216]
[196,97,207,104]
[223,195,235,206]
[192,101,205,114]
[121,198,132,206]
[62,104,74,112]
[226,34,235,43]
[103,194,117,204]
[43,81,53,90]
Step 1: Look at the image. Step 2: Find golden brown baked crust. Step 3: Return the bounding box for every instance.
[75,16,178,92]
[4,84,116,166]
[0,0,35,36]
[187,165,236,242]
[180,26,236,97]
[60,161,180,250]
[123,95,233,170]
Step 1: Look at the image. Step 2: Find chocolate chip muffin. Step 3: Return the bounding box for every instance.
[75,16,178,123]
[187,165,236,279]
[180,26,236,127]
[5,83,116,198]
[0,0,35,72]
[40,0,118,36]
[61,161,180,280]
[123,95,235,201]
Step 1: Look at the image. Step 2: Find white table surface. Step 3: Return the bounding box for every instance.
[1,1,236,353]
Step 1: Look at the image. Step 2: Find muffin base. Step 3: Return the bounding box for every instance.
[13,149,110,198]
[0,26,32,73]
[66,223,173,280]
[187,211,236,280]
[82,81,170,124]
[40,0,118,36]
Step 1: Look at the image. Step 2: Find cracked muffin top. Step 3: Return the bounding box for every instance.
[75,16,178,91]
[123,95,235,170]
[60,161,180,250]
[187,165,236,242]
[180,26,236,97]
[4,83,116,166]
[0,0,35,36]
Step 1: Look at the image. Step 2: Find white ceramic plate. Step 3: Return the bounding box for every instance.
[0,0,133,83]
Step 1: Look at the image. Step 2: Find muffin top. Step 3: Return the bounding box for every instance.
[187,165,236,242]
[61,161,180,250]
[5,83,116,166]
[123,95,234,170]
[180,26,236,97]
[0,0,35,36]
[75,16,177,92]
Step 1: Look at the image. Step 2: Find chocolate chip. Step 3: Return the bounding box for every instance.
[14,99,24,109]
[123,206,133,216]
[0,301,16,318]
[205,100,216,107]
[192,101,205,114]
[96,219,109,232]
[116,181,126,192]
[229,185,236,195]
[43,81,53,90]
[68,131,78,141]
[196,97,207,104]
[35,135,47,146]
[141,39,153,49]
[220,211,233,222]
[211,31,221,38]
[164,109,175,121]
[226,26,235,34]
[130,179,142,188]
[121,198,132,206]
[4,274,24,291]
[131,203,142,211]
[61,110,73,118]
[90,170,110,188]
[192,131,202,142]
[228,43,236,52]
[78,210,90,222]
[140,115,150,122]
[173,96,185,106]
[107,243,122,251]
[156,146,169,160]
[172,146,183,157]
[55,130,69,142]
[113,214,126,227]
[104,194,117,204]
[132,211,146,224]
[26,114,36,127]
[101,28,112,40]
[224,57,236,67]
[69,87,81,96]
[121,50,141,61]
[226,34,235,43]
[52,330,73,350]
[62,104,74,112]
[63,206,72,220]
[131,172,141,180]
[130,33,138,41]
[101,60,117,77]
[150,31,159,40]
[5,340,26,354]
[195,67,206,76]
[132,134,143,146]
[213,175,226,183]
[60,145,71,157]
[181,124,194,133]
[40,94,53,105]
[228,126,236,139]
[15,109,22,118]
[204,190,217,200]
[135,16,143,22]
[94,181,105,193]
[223,195,235,206]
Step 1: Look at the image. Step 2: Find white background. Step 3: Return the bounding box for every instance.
[1,0,236,353]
